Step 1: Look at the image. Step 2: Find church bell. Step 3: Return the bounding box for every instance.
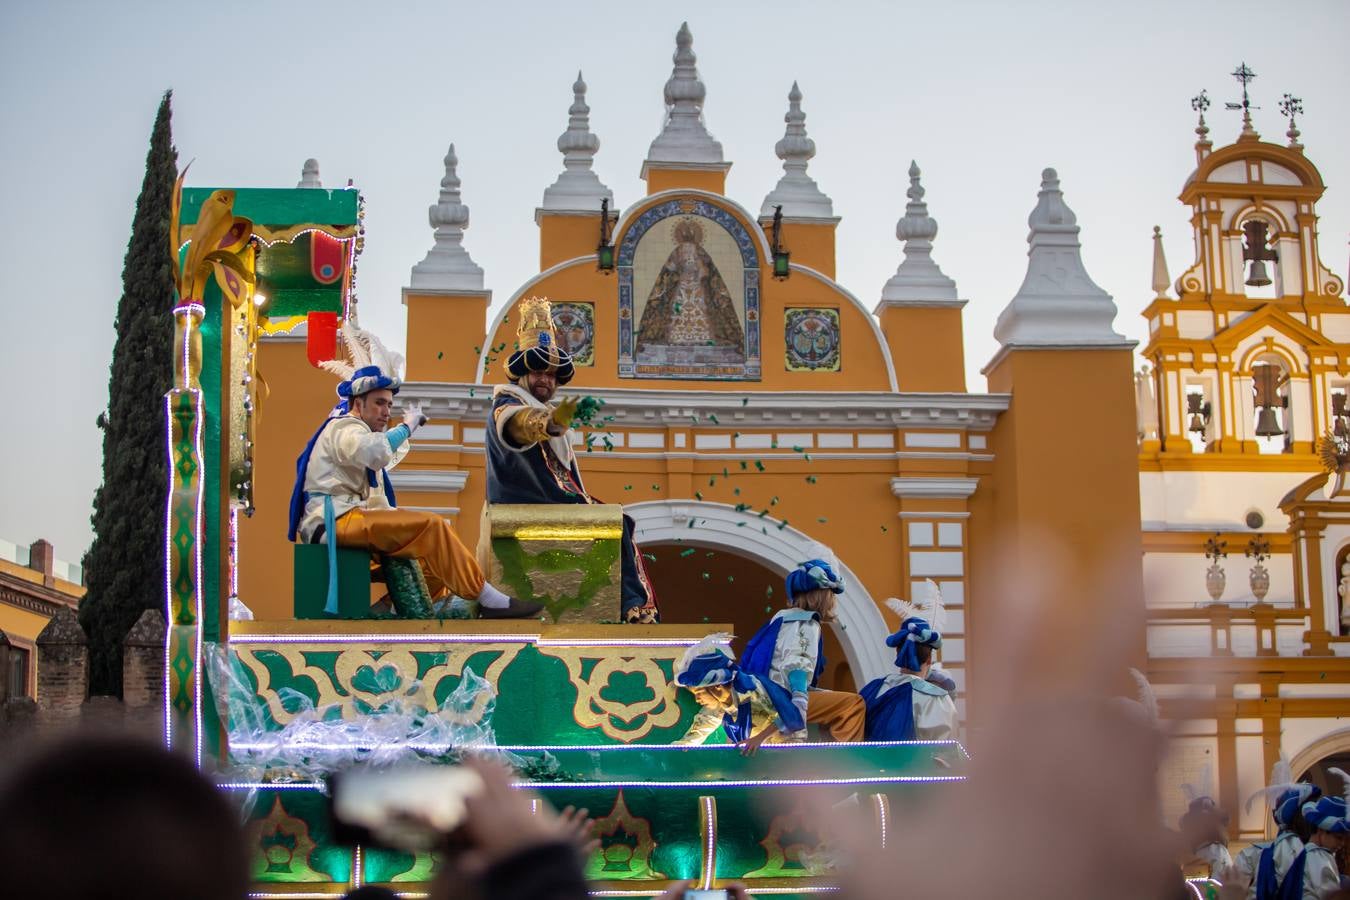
[1246,258,1273,288]
[1254,406,1283,437]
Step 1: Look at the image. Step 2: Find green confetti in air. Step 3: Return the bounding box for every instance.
[806,476,817,484]
[651,484,661,491]
[881,525,888,533]
[680,548,696,558]
[792,445,804,453]
[778,520,789,530]
[702,616,710,623]
[705,551,715,557]
[817,517,828,523]
[436,351,443,359]
[702,572,710,580]
[740,461,748,471]
[733,487,741,496]
[695,491,703,501]
[722,467,730,478]
[688,519,696,528]
[736,522,746,527]
[473,345,481,354]
[758,509,768,518]
[624,484,632,491]
[765,606,772,613]
[771,439,778,449]
[770,496,779,506]
[735,503,750,512]
[644,553,657,561]
[755,460,766,472]
[804,453,812,462]
[708,477,716,487]
[690,415,699,424]
[766,586,774,597]
[469,387,475,397]
[709,414,720,425]
[741,398,749,406]
[727,575,734,583]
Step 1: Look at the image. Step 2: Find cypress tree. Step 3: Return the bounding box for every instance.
[81,91,178,696]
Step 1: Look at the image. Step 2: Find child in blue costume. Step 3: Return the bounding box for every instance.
[858,588,957,741]
[1295,791,1347,900]
[1233,755,1322,900]
[672,634,806,755]
[741,559,865,742]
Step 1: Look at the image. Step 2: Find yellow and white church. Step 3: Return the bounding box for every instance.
[236,26,1349,851]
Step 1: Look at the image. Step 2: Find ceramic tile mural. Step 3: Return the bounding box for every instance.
[784,307,841,372]
[551,302,595,367]
[617,199,760,380]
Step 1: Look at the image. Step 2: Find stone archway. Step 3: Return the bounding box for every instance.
[626,500,892,683]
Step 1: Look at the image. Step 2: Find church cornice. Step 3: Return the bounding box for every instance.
[401,382,1008,431]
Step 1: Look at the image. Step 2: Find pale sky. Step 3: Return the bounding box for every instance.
[2,0,1348,562]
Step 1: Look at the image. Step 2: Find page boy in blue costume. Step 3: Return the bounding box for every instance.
[1234,755,1322,900]
[484,297,659,623]
[858,585,957,742]
[289,320,540,619]
[672,634,806,755]
[1296,789,1347,900]
[740,558,864,742]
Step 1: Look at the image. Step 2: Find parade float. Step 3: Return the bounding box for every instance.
[164,179,967,898]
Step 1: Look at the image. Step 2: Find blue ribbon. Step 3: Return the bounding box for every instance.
[323,495,338,615]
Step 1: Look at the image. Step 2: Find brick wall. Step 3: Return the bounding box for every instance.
[122,609,165,710]
[35,607,87,720]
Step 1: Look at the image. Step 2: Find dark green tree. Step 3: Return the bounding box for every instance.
[81,91,178,696]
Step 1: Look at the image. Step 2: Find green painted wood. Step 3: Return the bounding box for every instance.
[292,544,372,619]
[180,187,359,226]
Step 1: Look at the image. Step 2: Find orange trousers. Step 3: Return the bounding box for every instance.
[335,507,485,601]
[807,689,866,742]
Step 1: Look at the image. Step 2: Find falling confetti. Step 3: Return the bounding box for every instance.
[770,496,779,506]
[651,484,661,491]
[702,572,710,580]
[690,415,699,424]
[733,487,741,496]
[881,525,888,533]
[727,575,735,582]
[436,351,444,359]
[644,553,657,562]
[817,517,828,523]
[765,606,772,613]
[680,548,696,558]
[792,445,804,453]
[624,485,633,491]
[734,503,750,512]
[722,467,729,478]
[806,476,817,484]
[766,586,774,597]
[709,414,720,425]
[688,519,696,528]
[755,461,766,472]
[740,461,748,471]
[804,453,813,462]
[695,491,704,501]
[708,477,716,487]
[741,398,749,406]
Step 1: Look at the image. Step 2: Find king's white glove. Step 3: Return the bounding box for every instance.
[401,403,427,434]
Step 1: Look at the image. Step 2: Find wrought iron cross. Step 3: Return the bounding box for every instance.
[1278,93,1303,120]
[1225,62,1259,129]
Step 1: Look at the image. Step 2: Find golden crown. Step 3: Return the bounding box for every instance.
[515,296,557,352]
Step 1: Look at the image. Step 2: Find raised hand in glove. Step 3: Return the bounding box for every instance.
[549,396,580,432]
[401,402,427,434]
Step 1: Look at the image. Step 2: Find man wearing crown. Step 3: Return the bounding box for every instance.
[485,296,660,623]
[289,320,542,619]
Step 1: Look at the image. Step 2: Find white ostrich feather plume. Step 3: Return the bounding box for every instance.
[1244,753,1301,814]
[675,632,734,679]
[318,317,405,383]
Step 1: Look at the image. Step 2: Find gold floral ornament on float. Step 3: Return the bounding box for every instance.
[536,646,684,742]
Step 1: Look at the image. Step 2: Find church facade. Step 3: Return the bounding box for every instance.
[234,27,1349,850]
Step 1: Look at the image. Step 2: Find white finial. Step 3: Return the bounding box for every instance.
[409,143,484,291]
[989,168,1130,358]
[541,70,613,212]
[1151,226,1171,299]
[878,161,958,306]
[297,158,322,189]
[643,22,727,175]
[760,81,833,219]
